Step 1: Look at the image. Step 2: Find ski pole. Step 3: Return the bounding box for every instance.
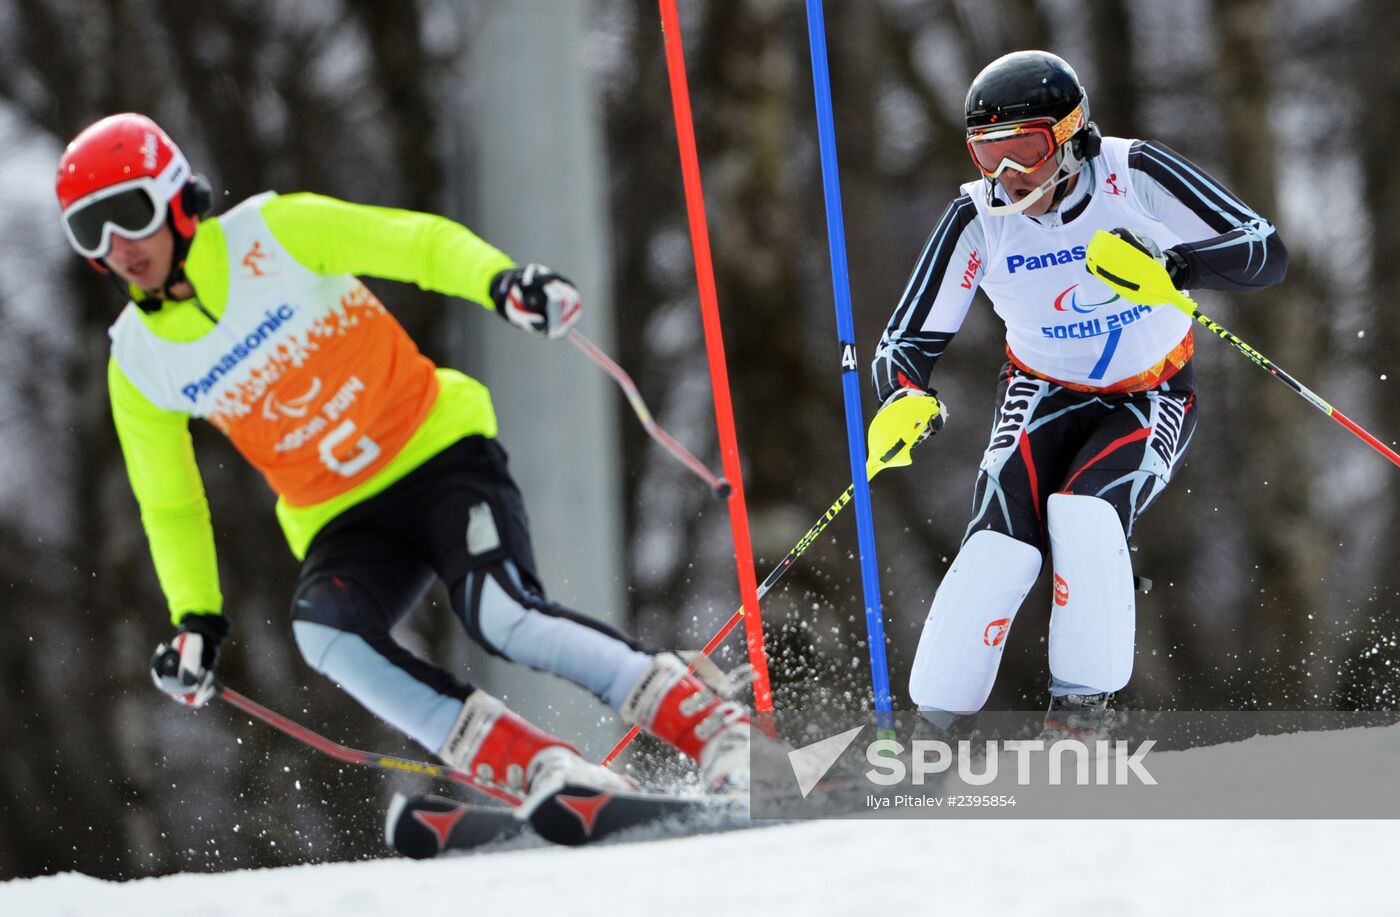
[1170,295,1400,469]
[600,394,941,765]
[216,684,523,807]
[568,329,731,498]
[1086,228,1400,469]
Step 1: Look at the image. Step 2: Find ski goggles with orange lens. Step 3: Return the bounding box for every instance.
[966,103,1086,179]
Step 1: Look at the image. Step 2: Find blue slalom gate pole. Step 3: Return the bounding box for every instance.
[804,0,894,728]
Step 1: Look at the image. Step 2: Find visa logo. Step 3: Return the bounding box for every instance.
[1006,244,1087,274]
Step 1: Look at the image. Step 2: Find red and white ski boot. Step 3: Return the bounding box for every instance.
[439,690,634,799]
[621,653,752,792]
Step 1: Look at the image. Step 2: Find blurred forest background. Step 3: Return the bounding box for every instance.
[1,0,1397,881]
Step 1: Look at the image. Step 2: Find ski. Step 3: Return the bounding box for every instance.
[386,793,526,859]
[525,782,741,847]
[388,786,747,856]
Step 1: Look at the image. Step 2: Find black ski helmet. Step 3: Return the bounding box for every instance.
[965,51,1102,209]
[966,50,1087,130]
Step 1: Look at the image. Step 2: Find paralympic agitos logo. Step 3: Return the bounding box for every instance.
[1053,283,1121,315]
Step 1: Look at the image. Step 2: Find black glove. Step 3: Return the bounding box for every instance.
[1107,227,1189,290]
[489,264,582,339]
[150,612,230,708]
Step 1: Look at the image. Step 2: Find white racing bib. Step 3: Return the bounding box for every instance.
[970,138,1192,388]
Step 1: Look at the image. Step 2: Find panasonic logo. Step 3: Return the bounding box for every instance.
[1006,244,1087,274]
[181,304,296,403]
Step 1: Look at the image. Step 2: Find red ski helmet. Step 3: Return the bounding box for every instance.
[56,113,208,265]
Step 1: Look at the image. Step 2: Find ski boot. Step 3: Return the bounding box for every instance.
[439,690,635,802]
[621,653,752,793]
[1042,691,1114,741]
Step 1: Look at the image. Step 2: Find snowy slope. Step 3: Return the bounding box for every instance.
[6,724,1400,917]
[4,819,1396,917]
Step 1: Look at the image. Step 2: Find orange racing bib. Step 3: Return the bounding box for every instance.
[110,193,439,506]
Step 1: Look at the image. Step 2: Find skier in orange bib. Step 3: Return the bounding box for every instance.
[57,112,752,801]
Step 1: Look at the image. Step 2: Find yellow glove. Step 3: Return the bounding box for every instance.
[867,389,944,475]
[1085,228,1186,308]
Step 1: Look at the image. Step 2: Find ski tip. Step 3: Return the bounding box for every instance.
[388,793,526,859]
[714,479,733,499]
[528,783,714,847]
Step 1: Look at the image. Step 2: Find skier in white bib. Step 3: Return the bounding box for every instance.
[871,51,1288,732]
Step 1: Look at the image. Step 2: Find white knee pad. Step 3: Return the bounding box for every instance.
[908,530,1042,713]
[1047,493,1135,694]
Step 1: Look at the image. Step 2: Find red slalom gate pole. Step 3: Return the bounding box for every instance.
[657,0,773,720]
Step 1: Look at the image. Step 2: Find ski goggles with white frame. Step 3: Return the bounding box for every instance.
[966,103,1086,179]
[60,151,191,259]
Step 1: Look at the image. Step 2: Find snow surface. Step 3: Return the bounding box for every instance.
[7,723,1400,916]
[3,819,1396,916]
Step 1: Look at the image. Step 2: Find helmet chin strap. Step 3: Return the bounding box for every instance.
[982,165,1080,217]
[160,213,194,300]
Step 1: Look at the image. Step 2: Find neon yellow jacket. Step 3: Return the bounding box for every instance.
[108,193,515,624]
